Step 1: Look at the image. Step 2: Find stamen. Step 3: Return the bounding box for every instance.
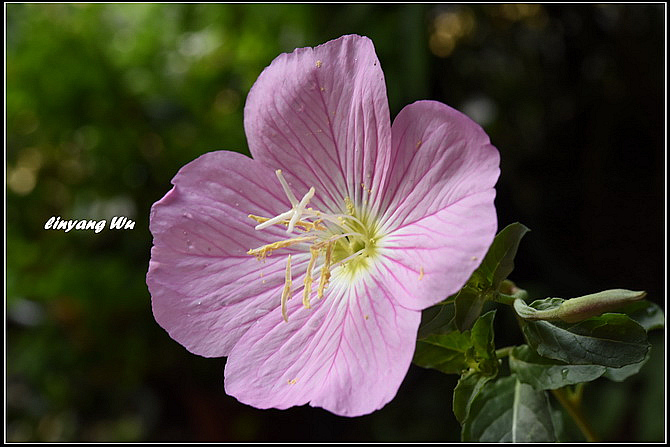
[331,248,366,269]
[303,209,366,231]
[335,213,366,229]
[301,210,346,227]
[247,169,381,322]
[315,232,364,246]
[306,219,326,231]
[302,246,319,309]
[344,196,355,215]
[248,214,325,232]
[317,242,333,299]
[281,255,292,322]
[248,214,270,225]
[247,236,317,261]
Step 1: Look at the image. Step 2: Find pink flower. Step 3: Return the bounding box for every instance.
[147,34,500,417]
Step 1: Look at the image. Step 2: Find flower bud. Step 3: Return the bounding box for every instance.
[514,289,647,323]
[556,289,647,323]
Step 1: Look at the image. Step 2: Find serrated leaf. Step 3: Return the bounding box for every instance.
[453,372,492,424]
[462,375,556,442]
[477,222,529,290]
[520,313,650,368]
[510,345,606,390]
[417,301,456,339]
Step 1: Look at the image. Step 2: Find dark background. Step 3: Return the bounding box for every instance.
[6,4,665,442]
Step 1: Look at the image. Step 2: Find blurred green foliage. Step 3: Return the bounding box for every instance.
[6,4,664,442]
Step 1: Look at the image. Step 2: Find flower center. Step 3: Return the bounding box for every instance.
[246,170,381,322]
[329,209,378,276]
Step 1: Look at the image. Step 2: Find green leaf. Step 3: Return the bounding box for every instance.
[510,345,606,390]
[602,350,651,382]
[414,311,498,376]
[462,375,556,442]
[454,223,529,330]
[550,405,583,442]
[417,301,456,339]
[513,297,563,320]
[476,222,529,290]
[454,285,490,331]
[414,331,473,374]
[619,300,665,332]
[470,310,498,376]
[510,344,650,387]
[453,372,492,424]
[520,313,650,368]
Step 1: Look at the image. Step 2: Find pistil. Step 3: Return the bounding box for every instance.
[247,169,379,322]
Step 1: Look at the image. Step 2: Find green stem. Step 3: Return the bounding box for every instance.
[571,383,585,404]
[495,292,518,306]
[551,387,600,442]
[494,346,514,358]
[496,279,529,306]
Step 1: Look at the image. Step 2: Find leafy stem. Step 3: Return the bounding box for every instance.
[495,279,528,306]
[551,387,599,442]
[494,346,514,358]
[494,292,517,306]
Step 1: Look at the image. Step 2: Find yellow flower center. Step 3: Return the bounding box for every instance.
[247,170,381,322]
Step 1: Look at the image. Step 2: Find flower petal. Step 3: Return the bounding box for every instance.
[379,100,500,231]
[244,34,392,215]
[379,190,497,310]
[223,273,421,417]
[375,100,500,310]
[148,150,313,357]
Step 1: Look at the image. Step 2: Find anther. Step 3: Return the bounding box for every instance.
[303,246,319,309]
[281,255,292,322]
[247,236,317,261]
[248,214,325,232]
[344,197,355,215]
[317,242,333,299]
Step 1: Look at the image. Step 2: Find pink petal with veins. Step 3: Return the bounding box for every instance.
[224,273,420,416]
[245,34,392,214]
[148,151,311,357]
